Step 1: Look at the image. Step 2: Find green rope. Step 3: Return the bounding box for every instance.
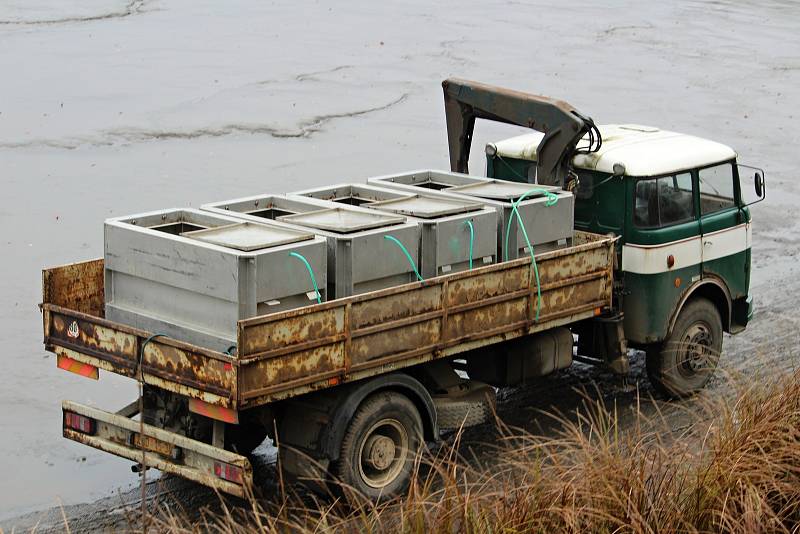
[503,188,559,262]
[289,251,322,304]
[384,235,423,282]
[464,220,474,270]
[224,345,237,355]
[503,188,560,322]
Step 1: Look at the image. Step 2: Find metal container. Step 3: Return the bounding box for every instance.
[291,183,498,278]
[289,182,412,206]
[202,195,421,298]
[368,170,574,260]
[104,208,328,351]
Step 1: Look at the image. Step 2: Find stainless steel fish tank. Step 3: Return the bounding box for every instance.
[104,208,328,351]
[291,183,498,278]
[367,170,574,260]
[202,194,421,298]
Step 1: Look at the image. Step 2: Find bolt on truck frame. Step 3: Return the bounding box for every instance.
[40,79,761,500]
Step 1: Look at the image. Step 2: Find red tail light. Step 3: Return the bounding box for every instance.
[64,411,96,435]
[213,461,243,484]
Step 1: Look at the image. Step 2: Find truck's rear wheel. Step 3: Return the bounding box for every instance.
[333,391,422,500]
[646,297,722,397]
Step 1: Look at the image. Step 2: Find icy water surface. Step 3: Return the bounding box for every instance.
[1,0,799,520]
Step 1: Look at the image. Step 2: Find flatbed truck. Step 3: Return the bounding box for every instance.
[40,79,762,500]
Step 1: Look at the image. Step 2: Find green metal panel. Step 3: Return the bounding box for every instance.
[621,174,703,343]
[486,154,532,182]
[573,171,625,237]
[622,267,697,345]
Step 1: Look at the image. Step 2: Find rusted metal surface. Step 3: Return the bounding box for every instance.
[42,258,105,317]
[237,231,615,407]
[62,401,251,497]
[442,78,601,186]
[43,232,614,410]
[42,261,238,408]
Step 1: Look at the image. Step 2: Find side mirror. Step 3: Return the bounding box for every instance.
[737,164,765,205]
[754,172,764,198]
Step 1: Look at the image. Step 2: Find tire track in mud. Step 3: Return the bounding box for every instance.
[0,0,149,26]
[0,93,409,150]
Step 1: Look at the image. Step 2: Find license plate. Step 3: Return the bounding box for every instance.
[132,433,174,457]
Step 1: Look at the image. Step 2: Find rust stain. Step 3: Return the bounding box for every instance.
[145,343,234,392]
[42,258,105,317]
[351,285,441,329]
[352,320,440,364]
[240,344,344,392]
[446,266,527,307]
[240,308,343,356]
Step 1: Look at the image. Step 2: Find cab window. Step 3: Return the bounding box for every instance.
[698,163,736,214]
[634,173,695,228]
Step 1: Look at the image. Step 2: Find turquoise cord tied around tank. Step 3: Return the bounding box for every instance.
[464,219,475,270]
[503,188,560,322]
[288,251,322,304]
[384,235,423,282]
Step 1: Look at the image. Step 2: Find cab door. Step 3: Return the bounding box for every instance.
[697,161,749,299]
[621,171,702,344]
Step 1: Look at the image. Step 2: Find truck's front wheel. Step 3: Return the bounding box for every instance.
[646,297,722,397]
[333,391,422,500]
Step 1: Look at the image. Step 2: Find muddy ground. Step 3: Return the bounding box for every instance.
[1,0,798,531]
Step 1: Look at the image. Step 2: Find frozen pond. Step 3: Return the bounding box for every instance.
[1,0,799,520]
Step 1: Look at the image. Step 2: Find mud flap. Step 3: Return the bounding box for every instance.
[62,400,252,497]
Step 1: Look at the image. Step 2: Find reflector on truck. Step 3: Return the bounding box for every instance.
[189,397,239,424]
[64,411,95,435]
[57,354,98,380]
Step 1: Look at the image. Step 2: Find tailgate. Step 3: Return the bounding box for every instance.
[42,259,239,409]
[62,401,252,497]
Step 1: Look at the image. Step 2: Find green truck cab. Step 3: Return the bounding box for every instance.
[485,124,764,394]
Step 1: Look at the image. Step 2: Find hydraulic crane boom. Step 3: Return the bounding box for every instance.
[442,78,601,187]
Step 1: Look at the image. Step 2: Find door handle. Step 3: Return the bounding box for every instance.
[703,240,712,246]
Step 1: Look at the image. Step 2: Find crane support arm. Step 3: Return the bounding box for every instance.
[442,78,599,187]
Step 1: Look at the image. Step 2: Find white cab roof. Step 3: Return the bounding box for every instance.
[492,124,737,177]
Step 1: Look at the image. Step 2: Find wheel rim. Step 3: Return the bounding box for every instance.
[676,321,715,377]
[356,418,409,489]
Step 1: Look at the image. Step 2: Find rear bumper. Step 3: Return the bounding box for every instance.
[62,400,252,497]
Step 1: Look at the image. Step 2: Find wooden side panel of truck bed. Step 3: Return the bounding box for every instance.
[41,232,615,410]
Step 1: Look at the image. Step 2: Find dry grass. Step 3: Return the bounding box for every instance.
[148,369,800,534]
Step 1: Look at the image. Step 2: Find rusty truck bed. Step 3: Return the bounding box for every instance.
[42,231,615,411]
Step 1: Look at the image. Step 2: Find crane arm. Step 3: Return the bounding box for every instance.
[442,78,600,187]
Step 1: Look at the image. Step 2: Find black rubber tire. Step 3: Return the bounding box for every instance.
[646,297,723,398]
[225,422,268,455]
[333,391,422,501]
[434,382,496,430]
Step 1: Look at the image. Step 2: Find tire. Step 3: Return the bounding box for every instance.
[434,381,496,430]
[333,391,423,501]
[646,297,723,397]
